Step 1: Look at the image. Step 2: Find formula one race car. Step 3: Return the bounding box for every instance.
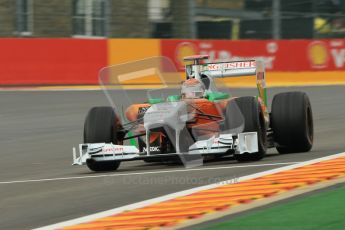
[73,55,314,171]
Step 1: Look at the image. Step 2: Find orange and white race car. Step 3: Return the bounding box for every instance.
[73,55,314,171]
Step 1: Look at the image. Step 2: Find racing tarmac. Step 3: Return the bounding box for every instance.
[0,86,344,229]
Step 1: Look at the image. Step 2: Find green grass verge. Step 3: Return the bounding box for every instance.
[204,184,345,230]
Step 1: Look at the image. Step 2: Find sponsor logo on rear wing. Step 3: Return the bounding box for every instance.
[201,60,257,78]
[203,60,256,71]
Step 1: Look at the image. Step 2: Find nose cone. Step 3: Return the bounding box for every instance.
[143,101,188,131]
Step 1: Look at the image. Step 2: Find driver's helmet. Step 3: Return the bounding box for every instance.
[181,78,205,99]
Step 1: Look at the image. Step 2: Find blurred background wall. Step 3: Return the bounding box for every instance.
[0,0,344,39]
[0,0,344,86]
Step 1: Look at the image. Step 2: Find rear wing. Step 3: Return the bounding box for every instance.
[185,57,267,106]
[208,60,267,106]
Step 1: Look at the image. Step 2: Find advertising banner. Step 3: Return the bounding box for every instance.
[0,39,107,85]
[161,39,345,72]
[0,38,344,86]
[108,39,160,65]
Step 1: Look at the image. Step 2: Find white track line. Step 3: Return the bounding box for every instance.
[34,151,345,230]
[0,162,299,185]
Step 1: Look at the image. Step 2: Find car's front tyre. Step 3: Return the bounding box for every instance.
[84,106,122,171]
[225,97,267,162]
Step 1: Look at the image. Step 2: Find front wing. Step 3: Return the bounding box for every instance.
[72,132,258,165]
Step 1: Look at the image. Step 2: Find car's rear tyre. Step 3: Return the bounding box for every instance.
[84,106,122,171]
[271,92,313,153]
[225,97,267,162]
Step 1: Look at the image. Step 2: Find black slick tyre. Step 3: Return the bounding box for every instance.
[84,106,122,171]
[225,97,267,162]
[271,92,313,153]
